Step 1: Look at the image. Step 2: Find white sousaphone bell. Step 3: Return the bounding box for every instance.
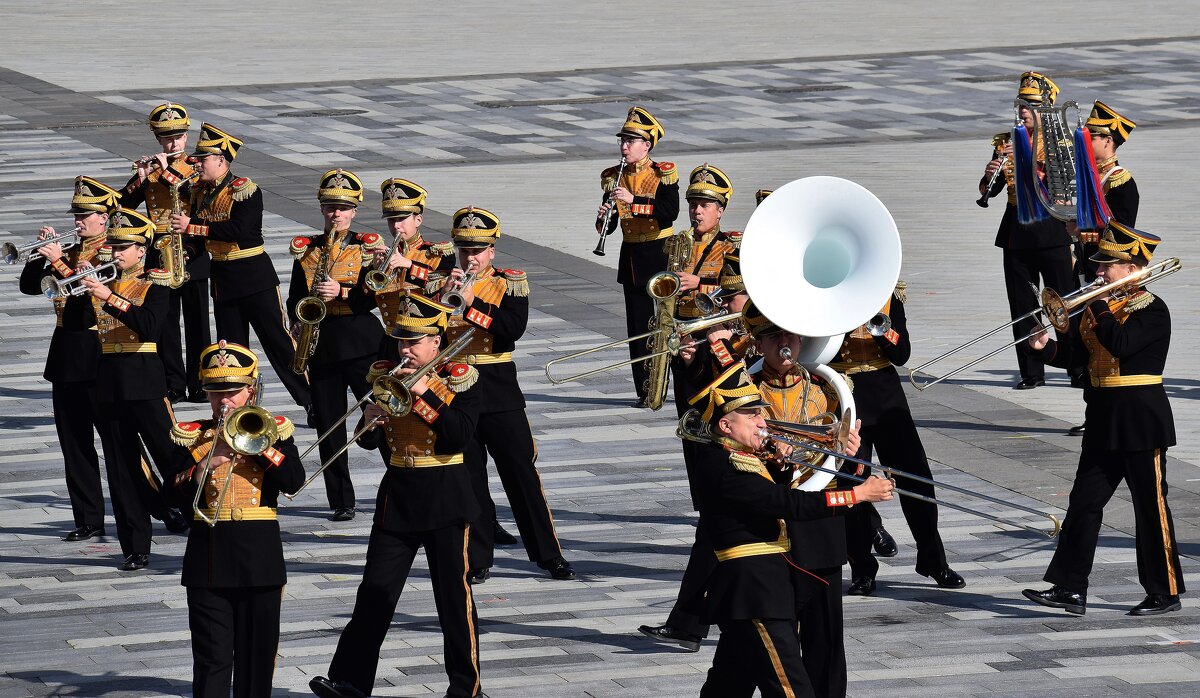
[740,176,903,490]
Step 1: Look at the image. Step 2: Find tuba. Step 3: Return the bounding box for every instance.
[641,230,693,410]
[291,228,337,374]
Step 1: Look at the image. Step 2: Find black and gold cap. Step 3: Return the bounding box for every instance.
[1091,221,1160,266]
[616,106,665,148]
[686,164,733,207]
[106,209,155,247]
[380,177,427,219]
[190,122,243,161]
[388,291,453,340]
[68,176,121,215]
[719,254,744,293]
[199,340,259,392]
[689,363,766,423]
[148,102,190,137]
[743,298,782,339]
[451,206,501,248]
[1086,101,1136,147]
[317,168,364,207]
[1018,71,1059,106]
[754,189,773,207]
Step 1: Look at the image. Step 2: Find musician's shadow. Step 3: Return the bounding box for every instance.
[5,670,187,696]
[525,391,642,407]
[0,415,57,429]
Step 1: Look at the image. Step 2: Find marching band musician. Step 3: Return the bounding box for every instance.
[686,364,893,698]
[980,71,1077,390]
[120,101,212,403]
[78,209,182,571]
[287,169,385,522]
[169,122,312,410]
[167,341,304,697]
[440,207,575,583]
[1024,222,1184,617]
[18,177,119,543]
[310,293,483,698]
[830,282,965,596]
[596,106,680,407]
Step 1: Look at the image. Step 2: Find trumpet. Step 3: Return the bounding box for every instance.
[46,260,119,298]
[442,268,477,311]
[130,151,184,173]
[594,156,626,257]
[692,288,726,317]
[866,312,892,337]
[364,232,406,292]
[3,227,81,265]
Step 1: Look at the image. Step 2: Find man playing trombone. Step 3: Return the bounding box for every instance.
[1023,222,1184,616]
[166,341,304,697]
[310,293,484,698]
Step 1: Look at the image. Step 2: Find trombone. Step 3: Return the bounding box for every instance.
[3,227,81,265]
[193,394,279,527]
[285,328,476,498]
[676,409,1061,538]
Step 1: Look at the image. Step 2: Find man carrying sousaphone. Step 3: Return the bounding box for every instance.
[596,106,680,407]
[310,292,484,698]
[166,341,304,697]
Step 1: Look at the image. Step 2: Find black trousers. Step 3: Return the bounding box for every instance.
[846,420,947,578]
[329,524,481,698]
[700,618,815,698]
[310,354,374,510]
[665,520,715,639]
[162,278,211,394]
[468,408,563,568]
[52,381,104,529]
[1001,245,1076,381]
[214,287,310,408]
[795,566,846,698]
[93,397,176,557]
[188,585,282,698]
[1045,447,1185,596]
[623,282,654,399]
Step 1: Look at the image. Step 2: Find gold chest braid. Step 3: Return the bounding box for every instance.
[759,374,833,424]
[382,376,457,460]
[300,235,365,287]
[677,231,735,317]
[193,182,234,223]
[1082,293,1155,387]
[188,430,270,511]
[52,236,108,324]
[93,277,152,348]
[613,162,673,242]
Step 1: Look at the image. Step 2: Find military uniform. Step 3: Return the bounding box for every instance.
[1079,101,1140,281]
[119,102,211,399]
[831,283,956,589]
[981,72,1077,388]
[287,169,385,517]
[181,123,310,408]
[1028,224,1183,609]
[440,207,571,580]
[314,294,483,698]
[167,342,304,698]
[597,107,680,401]
[17,177,118,538]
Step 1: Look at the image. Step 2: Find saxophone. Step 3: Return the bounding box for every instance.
[641,230,693,410]
[291,228,337,374]
[157,167,200,288]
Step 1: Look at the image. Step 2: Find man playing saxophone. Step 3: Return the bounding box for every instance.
[287,169,384,522]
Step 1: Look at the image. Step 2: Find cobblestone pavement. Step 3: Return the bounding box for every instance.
[3,13,1200,698]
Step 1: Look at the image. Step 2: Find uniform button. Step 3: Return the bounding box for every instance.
[426,438,433,444]
[424,450,431,455]
[250,498,258,505]
[385,427,393,433]
[251,477,259,484]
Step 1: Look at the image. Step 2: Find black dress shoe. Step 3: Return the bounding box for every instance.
[1014,378,1046,390]
[467,567,491,585]
[872,527,898,557]
[493,520,518,546]
[185,390,208,404]
[309,676,368,698]
[167,388,186,404]
[537,556,576,580]
[1129,593,1182,616]
[164,508,191,534]
[330,507,356,522]
[1068,423,1086,436]
[637,624,702,652]
[120,553,150,571]
[305,404,317,429]
[65,524,105,542]
[632,396,650,409]
[1022,586,1086,615]
[925,568,966,589]
[847,575,876,596]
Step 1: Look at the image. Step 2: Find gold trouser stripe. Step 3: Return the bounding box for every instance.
[1092,374,1163,388]
[194,507,278,521]
[1152,449,1179,595]
[210,245,265,261]
[622,226,675,243]
[752,619,796,698]
[387,453,464,468]
[715,536,791,562]
[466,352,513,365]
[101,342,158,354]
[828,358,892,375]
[462,524,481,695]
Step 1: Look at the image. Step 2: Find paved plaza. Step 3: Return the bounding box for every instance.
[2,3,1200,696]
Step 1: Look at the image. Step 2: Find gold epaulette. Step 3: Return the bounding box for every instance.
[500,268,529,297]
[273,415,295,441]
[600,165,620,186]
[357,232,384,250]
[1108,168,1133,188]
[425,275,446,295]
[990,132,1010,149]
[654,161,678,185]
[894,279,907,303]
[148,269,172,286]
[366,359,396,383]
[430,241,455,257]
[730,451,768,476]
[445,362,479,392]
[230,177,257,201]
[290,236,312,257]
[726,230,743,249]
[171,421,203,447]
[1125,290,1155,313]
